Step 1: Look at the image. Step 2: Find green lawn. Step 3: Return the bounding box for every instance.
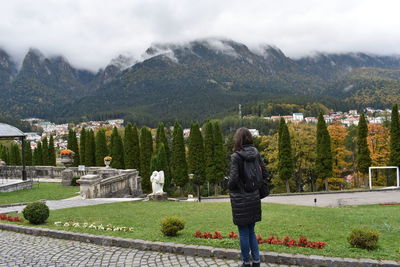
[0,183,79,205]
[9,201,400,262]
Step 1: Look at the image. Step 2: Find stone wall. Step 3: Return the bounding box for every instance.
[0,180,33,193]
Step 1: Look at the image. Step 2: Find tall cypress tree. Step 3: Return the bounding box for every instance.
[10,144,21,165]
[155,122,171,180]
[357,113,371,185]
[85,129,96,166]
[95,129,108,166]
[124,123,135,169]
[140,126,153,192]
[32,147,39,166]
[315,113,332,190]
[155,123,170,156]
[389,104,400,168]
[67,129,80,167]
[278,120,293,193]
[204,122,215,184]
[48,135,56,166]
[188,122,205,186]
[0,146,9,165]
[157,143,170,191]
[171,122,188,188]
[24,140,32,166]
[80,128,87,165]
[37,142,44,166]
[110,127,125,169]
[213,122,226,192]
[42,137,49,166]
[132,124,141,170]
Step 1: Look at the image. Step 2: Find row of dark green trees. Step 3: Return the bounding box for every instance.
[65,122,226,193]
[0,135,56,167]
[277,104,400,192]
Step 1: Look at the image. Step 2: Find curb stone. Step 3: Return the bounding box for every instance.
[0,223,398,267]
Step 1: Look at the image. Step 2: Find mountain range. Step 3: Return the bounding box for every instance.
[1,38,400,126]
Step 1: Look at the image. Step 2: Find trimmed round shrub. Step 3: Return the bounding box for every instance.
[348,227,380,250]
[22,202,50,225]
[160,216,185,236]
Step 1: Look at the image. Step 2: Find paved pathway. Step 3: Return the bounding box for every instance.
[204,189,400,207]
[0,230,291,267]
[0,197,143,214]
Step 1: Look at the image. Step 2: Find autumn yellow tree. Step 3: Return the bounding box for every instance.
[328,122,352,190]
[367,123,390,186]
[288,123,317,192]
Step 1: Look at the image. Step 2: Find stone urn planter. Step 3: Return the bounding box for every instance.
[104,156,112,168]
[60,149,75,186]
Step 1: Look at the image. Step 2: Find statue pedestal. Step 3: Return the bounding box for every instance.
[61,169,74,186]
[148,192,168,201]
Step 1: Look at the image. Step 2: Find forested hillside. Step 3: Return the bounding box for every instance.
[1,39,400,126]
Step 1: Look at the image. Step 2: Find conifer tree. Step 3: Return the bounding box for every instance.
[80,128,87,165]
[157,143,170,190]
[357,114,371,185]
[32,147,39,166]
[24,140,32,166]
[36,142,44,166]
[67,129,80,167]
[171,122,188,188]
[0,146,9,164]
[124,123,135,169]
[155,122,171,179]
[9,144,19,165]
[132,124,141,170]
[213,122,226,191]
[188,122,205,186]
[95,129,108,166]
[140,126,153,192]
[389,104,400,168]
[110,127,125,169]
[85,129,96,166]
[278,120,293,193]
[204,122,215,184]
[48,135,56,166]
[42,137,49,165]
[155,123,170,156]
[315,113,332,190]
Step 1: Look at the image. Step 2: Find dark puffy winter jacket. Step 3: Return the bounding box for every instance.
[228,145,268,226]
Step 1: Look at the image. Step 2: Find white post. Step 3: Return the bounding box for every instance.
[397,167,400,188]
[369,167,372,189]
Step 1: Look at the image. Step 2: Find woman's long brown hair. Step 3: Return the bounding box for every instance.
[233,127,253,151]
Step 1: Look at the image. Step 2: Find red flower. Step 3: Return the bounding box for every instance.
[203,232,212,239]
[194,230,203,238]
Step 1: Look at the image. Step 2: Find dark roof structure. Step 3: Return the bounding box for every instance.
[0,123,27,180]
[0,123,26,139]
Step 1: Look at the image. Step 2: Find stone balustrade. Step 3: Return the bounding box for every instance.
[0,165,101,179]
[1,165,143,199]
[77,169,142,199]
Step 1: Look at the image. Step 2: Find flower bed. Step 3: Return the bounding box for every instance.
[194,230,326,249]
[257,234,326,249]
[54,221,134,232]
[0,214,23,222]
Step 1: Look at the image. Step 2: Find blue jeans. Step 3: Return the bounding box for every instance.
[237,223,260,264]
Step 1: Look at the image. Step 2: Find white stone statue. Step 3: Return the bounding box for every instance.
[150,170,165,195]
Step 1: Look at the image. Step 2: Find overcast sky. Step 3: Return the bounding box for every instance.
[1,0,400,71]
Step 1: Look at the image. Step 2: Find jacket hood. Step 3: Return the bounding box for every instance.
[236,145,259,161]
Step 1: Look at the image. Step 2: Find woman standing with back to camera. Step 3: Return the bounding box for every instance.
[228,127,268,267]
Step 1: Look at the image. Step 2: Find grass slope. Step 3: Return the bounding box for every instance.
[0,183,79,205]
[13,201,400,261]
